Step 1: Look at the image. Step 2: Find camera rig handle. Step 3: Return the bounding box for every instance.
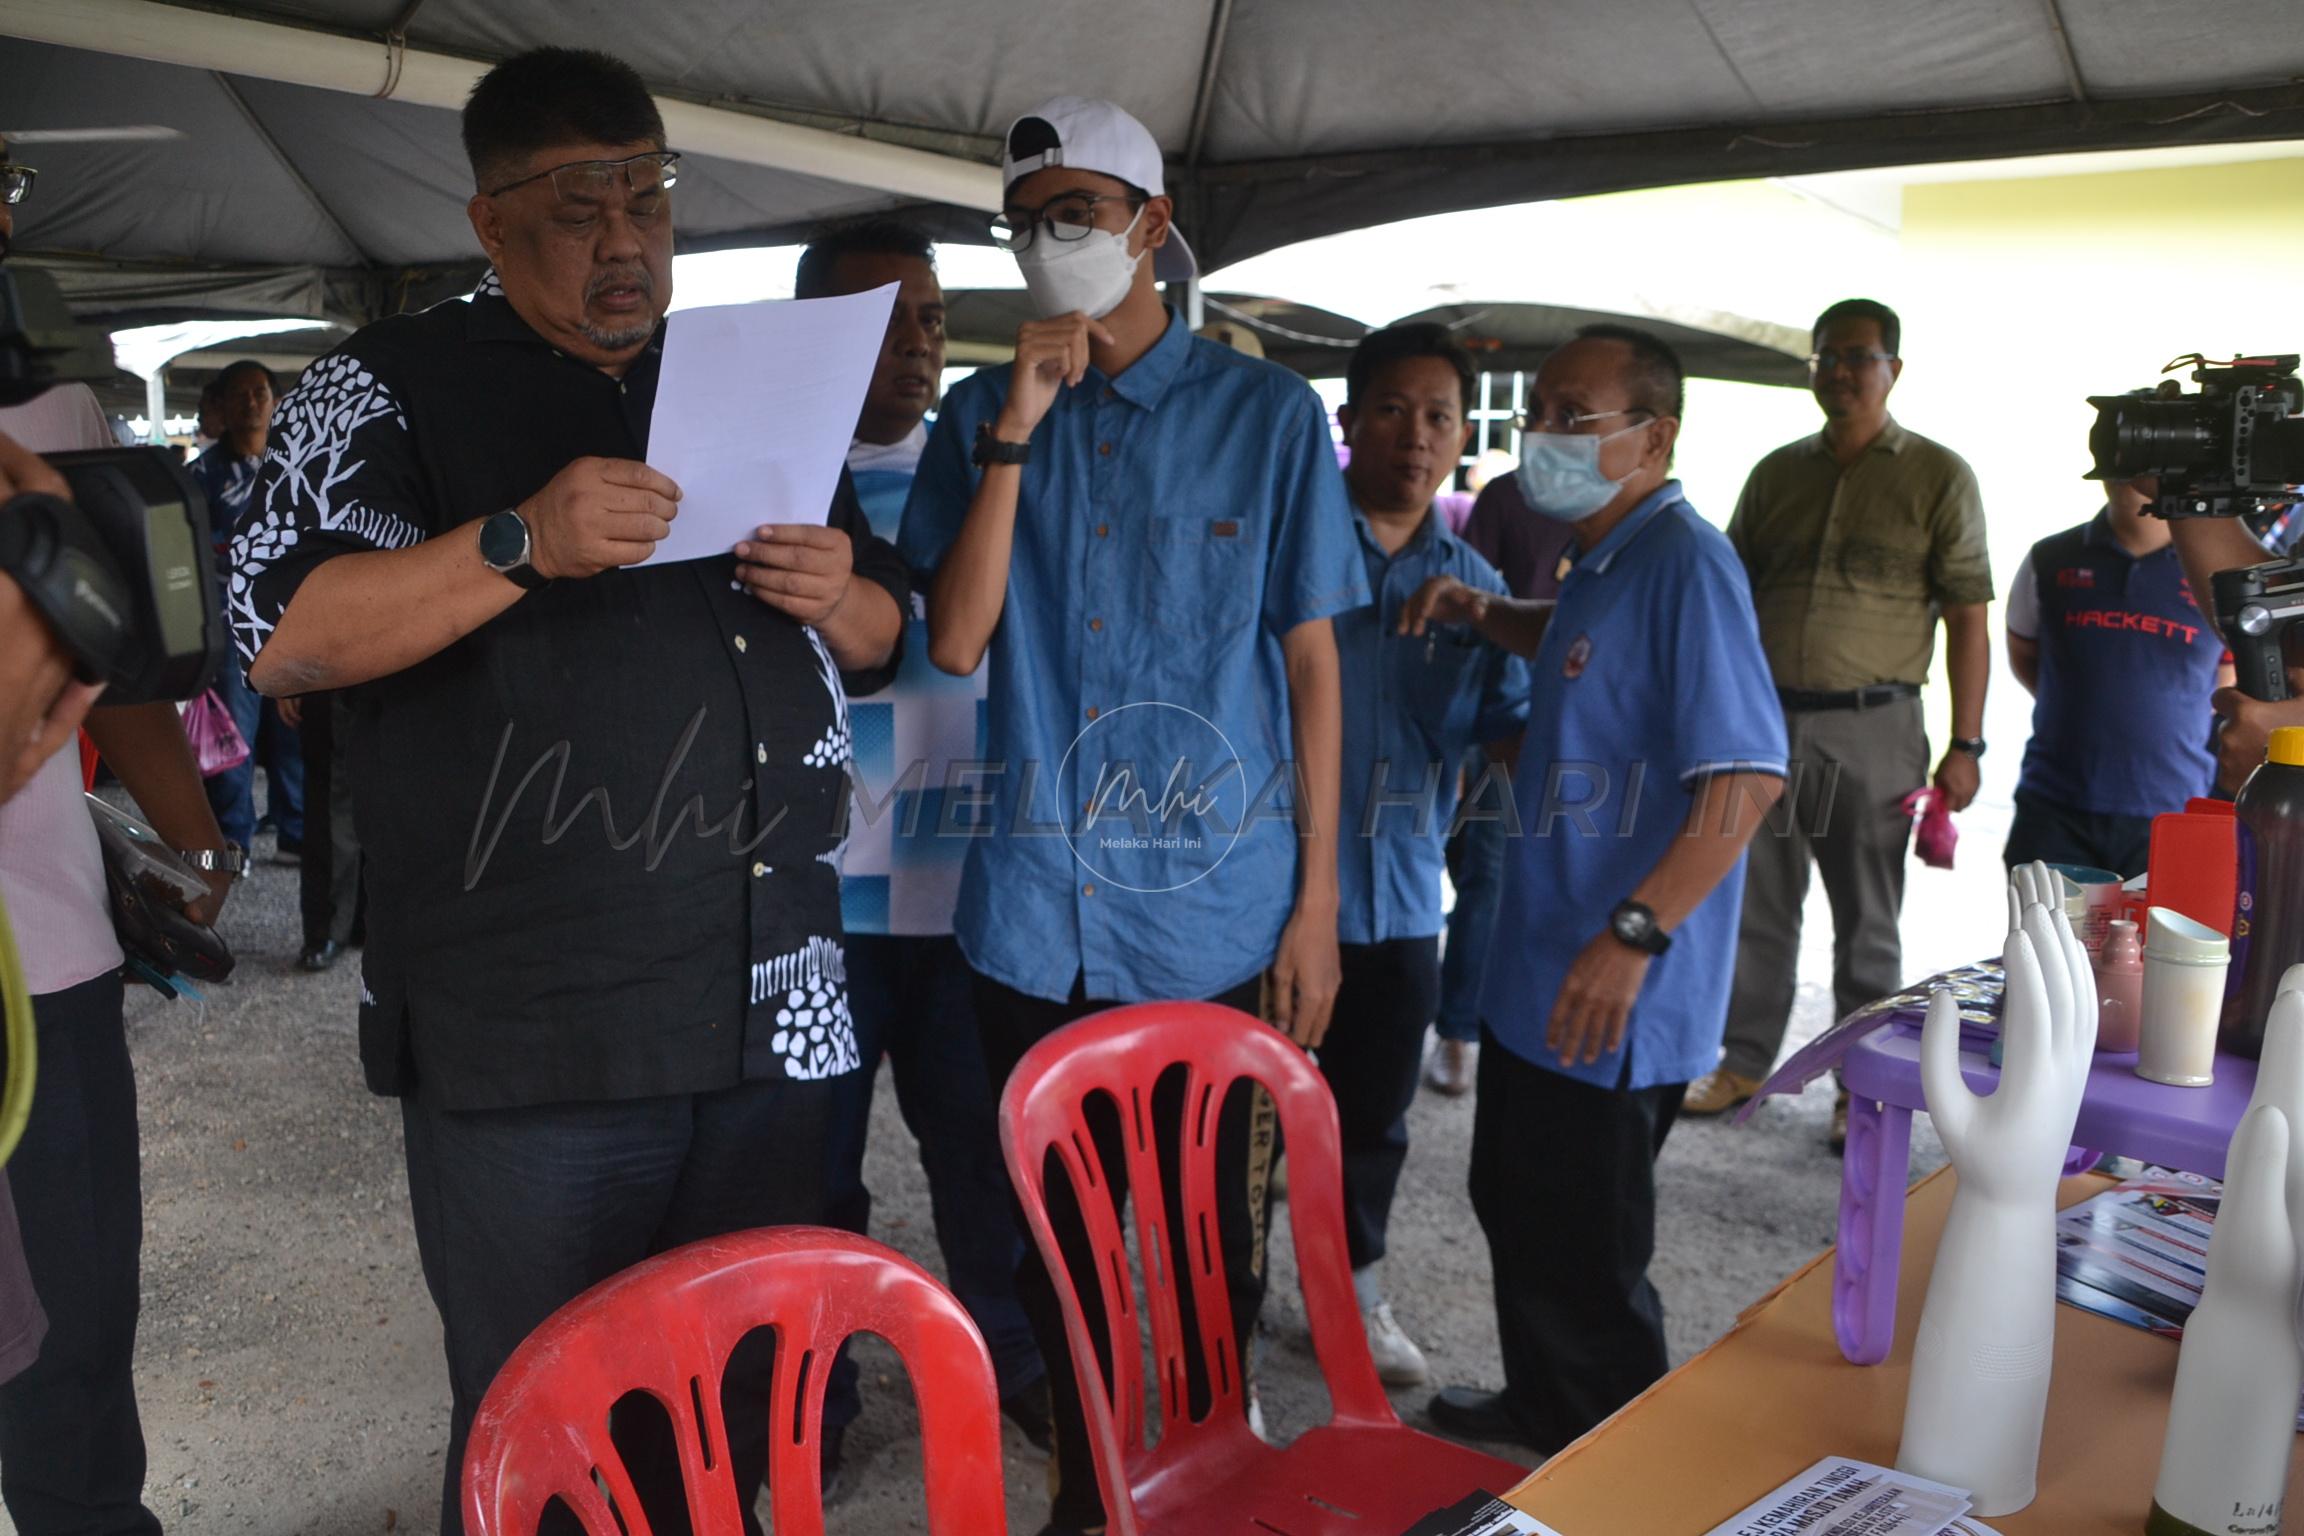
[2214,559,2304,702]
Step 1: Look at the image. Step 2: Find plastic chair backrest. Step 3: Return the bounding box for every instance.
[462,1226,1006,1536]
[998,1002,1397,1536]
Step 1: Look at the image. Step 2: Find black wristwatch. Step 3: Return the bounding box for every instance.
[479,508,548,590]
[1950,736,1987,758]
[1609,898,1671,956]
[972,423,1031,467]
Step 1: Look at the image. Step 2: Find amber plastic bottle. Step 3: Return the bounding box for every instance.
[2220,727,2304,1057]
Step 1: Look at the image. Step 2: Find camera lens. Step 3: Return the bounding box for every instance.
[2089,397,2216,478]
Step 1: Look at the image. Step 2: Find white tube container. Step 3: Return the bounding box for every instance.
[2139,908,2232,1087]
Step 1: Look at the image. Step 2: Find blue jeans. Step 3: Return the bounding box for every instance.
[822,934,1042,1429]
[1437,750,1507,1044]
[202,641,303,851]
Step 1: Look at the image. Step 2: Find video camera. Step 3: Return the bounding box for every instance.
[2086,353,2303,521]
[0,265,223,703]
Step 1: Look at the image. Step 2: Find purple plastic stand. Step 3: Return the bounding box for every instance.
[1831,1015,2258,1365]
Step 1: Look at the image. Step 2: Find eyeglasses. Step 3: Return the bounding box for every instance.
[486,150,681,204]
[989,191,1143,254]
[0,165,34,206]
[1511,406,1649,435]
[1806,347,1896,374]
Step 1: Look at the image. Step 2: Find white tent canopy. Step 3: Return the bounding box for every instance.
[5,0,2302,326]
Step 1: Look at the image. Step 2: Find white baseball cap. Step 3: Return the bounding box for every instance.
[1002,97,1197,284]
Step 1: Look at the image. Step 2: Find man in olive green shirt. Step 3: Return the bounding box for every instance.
[1690,299,1993,1140]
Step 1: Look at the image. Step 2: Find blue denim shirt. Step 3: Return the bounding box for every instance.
[1480,483,1788,1090]
[899,310,1369,1003]
[1337,505,1530,945]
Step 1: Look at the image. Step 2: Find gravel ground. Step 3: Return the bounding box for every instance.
[2,799,2014,1535]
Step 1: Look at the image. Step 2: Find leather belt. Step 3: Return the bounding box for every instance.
[1776,682,1920,712]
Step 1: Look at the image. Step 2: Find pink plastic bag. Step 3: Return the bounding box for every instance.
[182,690,249,779]
[1901,786,1958,869]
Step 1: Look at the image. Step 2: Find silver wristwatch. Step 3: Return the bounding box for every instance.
[180,843,247,877]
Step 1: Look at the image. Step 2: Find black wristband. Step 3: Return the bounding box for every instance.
[972,423,1031,467]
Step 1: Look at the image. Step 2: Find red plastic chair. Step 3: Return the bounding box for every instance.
[461,1226,1006,1536]
[999,1001,1525,1536]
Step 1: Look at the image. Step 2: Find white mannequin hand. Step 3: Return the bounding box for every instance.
[1899,867,2100,1516]
[2152,1104,2302,1534]
[2242,987,2304,1356]
[2200,1105,2299,1317]
[1925,900,2097,1200]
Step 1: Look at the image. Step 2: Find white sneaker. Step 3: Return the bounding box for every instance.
[1246,1380,1270,1442]
[1363,1301,1430,1387]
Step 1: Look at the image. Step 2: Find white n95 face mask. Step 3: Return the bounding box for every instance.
[1014,206,1145,320]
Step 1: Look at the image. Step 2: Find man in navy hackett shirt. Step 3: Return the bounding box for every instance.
[2004,472,2230,875]
[1400,327,1786,1455]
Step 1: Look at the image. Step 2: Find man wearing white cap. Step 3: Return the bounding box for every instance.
[901,97,1366,1536]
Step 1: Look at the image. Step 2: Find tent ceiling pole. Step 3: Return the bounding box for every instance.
[0,0,1002,210]
[210,71,372,265]
[1183,0,1235,169]
[2036,0,2089,102]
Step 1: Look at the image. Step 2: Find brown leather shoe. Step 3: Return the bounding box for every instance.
[1831,1089,1851,1153]
[1682,1068,1762,1116]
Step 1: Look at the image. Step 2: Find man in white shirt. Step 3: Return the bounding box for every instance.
[799,221,1049,1482]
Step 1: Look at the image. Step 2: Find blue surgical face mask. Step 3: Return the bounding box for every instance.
[1515,416,1648,522]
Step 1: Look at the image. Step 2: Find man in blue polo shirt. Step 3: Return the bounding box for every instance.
[2004,471,2229,875]
[899,96,1363,1536]
[1329,322,1531,1389]
[1401,325,1786,1454]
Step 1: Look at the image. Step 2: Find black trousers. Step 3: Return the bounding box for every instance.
[402,1074,832,1536]
[822,934,1039,1434]
[2002,787,2154,880]
[0,970,160,1536]
[1468,1027,1684,1451]
[296,691,363,950]
[1319,937,1441,1271]
[974,969,1274,1534]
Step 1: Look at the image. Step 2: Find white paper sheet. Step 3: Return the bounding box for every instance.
[641,283,896,564]
[1702,1458,1972,1536]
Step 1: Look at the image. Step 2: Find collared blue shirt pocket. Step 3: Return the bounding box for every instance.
[1146,513,1256,635]
[1407,627,1484,746]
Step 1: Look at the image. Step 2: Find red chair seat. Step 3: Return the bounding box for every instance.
[461,1226,1005,1536]
[1137,1423,1525,1535]
[1000,1001,1527,1536]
